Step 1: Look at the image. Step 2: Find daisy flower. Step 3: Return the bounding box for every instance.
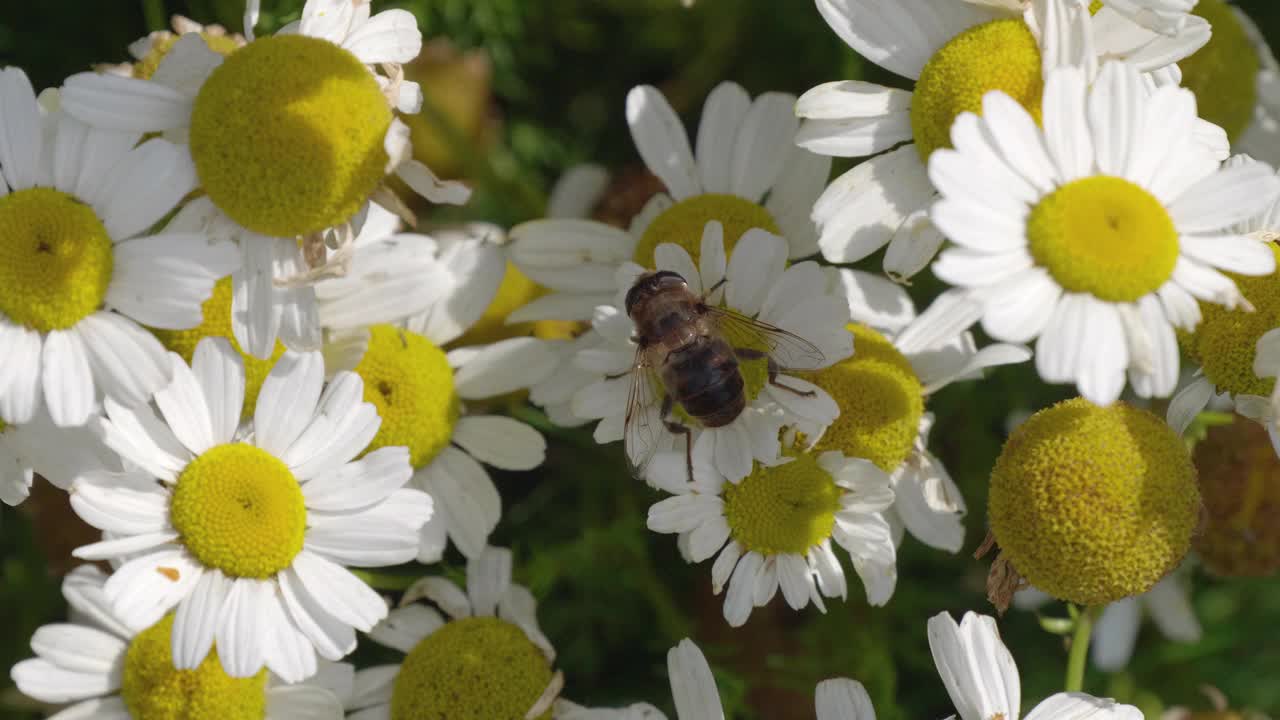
[555,638,875,720]
[318,230,555,561]
[795,0,1209,277]
[807,270,1030,553]
[0,408,116,506]
[11,565,352,719]
[1014,567,1201,672]
[0,68,237,428]
[648,445,897,627]
[98,14,246,79]
[1166,156,1280,434]
[924,61,1280,406]
[572,222,851,486]
[508,82,832,325]
[929,611,1142,720]
[60,0,469,360]
[345,547,565,720]
[68,338,432,682]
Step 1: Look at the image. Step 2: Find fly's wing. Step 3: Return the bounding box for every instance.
[703,305,825,371]
[623,348,666,478]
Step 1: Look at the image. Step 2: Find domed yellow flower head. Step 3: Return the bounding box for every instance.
[391,616,553,720]
[632,193,779,267]
[1177,0,1261,141]
[1183,245,1280,399]
[989,398,1200,605]
[1192,417,1280,578]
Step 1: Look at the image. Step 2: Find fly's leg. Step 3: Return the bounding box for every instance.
[661,394,695,483]
[703,277,728,301]
[735,347,816,397]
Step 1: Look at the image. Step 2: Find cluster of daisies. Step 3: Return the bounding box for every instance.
[2,0,1279,717]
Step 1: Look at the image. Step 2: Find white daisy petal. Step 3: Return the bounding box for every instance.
[191,337,245,445]
[424,447,501,559]
[61,71,193,133]
[78,311,172,410]
[1169,163,1280,233]
[341,9,421,65]
[291,551,386,632]
[214,578,269,678]
[11,658,117,704]
[724,551,763,627]
[626,85,700,200]
[668,639,725,720]
[106,232,238,330]
[278,568,357,661]
[452,416,546,471]
[104,549,203,630]
[815,678,876,720]
[813,0,998,81]
[0,68,43,190]
[303,446,413,513]
[730,92,798,202]
[68,481,167,536]
[816,146,936,264]
[41,330,94,428]
[927,612,1021,720]
[0,322,42,425]
[171,569,231,670]
[1143,574,1201,643]
[93,139,197,241]
[695,82,751,195]
[29,623,127,675]
[453,337,559,399]
[154,353,215,456]
[1022,693,1141,720]
[254,350,325,457]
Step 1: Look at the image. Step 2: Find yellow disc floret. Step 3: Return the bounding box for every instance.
[633,194,780,267]
[723,452,843,555]
[1178,0,1260,142]
[122,614,267,720]
[170,443,306,578]
[1027,176,1179,302]
[151,277,286,417]
[989,398,1200,605]
[133,33,243,80]
[1192,417,1280,577]
[354,324,460,469]
[0,188,113,332]
[1185,246,1280,398]
[190,34,392,237]
[391,616,553,720]
[809,324,923,472]
[911,19,1044,161]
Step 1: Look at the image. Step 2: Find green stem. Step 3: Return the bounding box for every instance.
[142,0,167,31]
[1064,606,1098,693]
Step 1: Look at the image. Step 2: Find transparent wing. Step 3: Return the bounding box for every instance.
[703,305,825,371]
[623,349,665,479]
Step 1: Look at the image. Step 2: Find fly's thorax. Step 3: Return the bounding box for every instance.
[630,284,704,348]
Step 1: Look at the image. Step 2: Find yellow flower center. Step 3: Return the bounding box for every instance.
[134,33,243,80]
[910,19,1044,161]
[451,262,579,346]
[390,616,553,720]
[1178,0,1260,142]
[988,398,1200,605]
[809,324,924,472]
[150,277,285,417]
[190,34,392,237]
[0,187,113,332]
[354,324,460,469]
[122,614,267,720]
[170,443,306,579]
[1192,417,1280,577]
[1185,245,1280,397]
[633,193,779,267]
[1089,0,1104,12]
[723,452,844,555]
[1027,176,1179,302]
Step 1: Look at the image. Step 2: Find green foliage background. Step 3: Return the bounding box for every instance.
[1,1,1279,718]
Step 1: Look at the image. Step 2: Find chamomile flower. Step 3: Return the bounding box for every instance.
[319,231,555,561]
[648,445,896,627]
[808,270,1030,553]
[1014,565,1201,672]
[508,82,831,324]
[1167,156,1280,434]
[572,222,851,486]
[0,408,116,506]
[69,338,432,682]
[925,61,1280,406]
[555,639,876,720]
[0,68,238,428]
[928,611,1142,720]
[98,14,246,79]
[796,0,1209,277]
[61,0,468,360]
[11,565,351,719]
[346,547,565,720]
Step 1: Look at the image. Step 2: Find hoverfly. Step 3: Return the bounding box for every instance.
[618,270,825,481]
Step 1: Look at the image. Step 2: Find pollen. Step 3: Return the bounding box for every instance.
[390,616,554,720]
[1184,244,1280,398]
[0,187,113,332]
[189,34,392,238]
[121,614,267,720]
[809,324,924,473]
[633,193,779,267]
[151,277,286,417]
[133,33,243,80]
[988,398,1200,605]
[1178,0,1260,142]
[1192,417,1280,577]
[723,451,843,555]
[1027,176,1179,303]
[354,324,461,469]
[910,19,1044,161]
[169,443,306,579]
